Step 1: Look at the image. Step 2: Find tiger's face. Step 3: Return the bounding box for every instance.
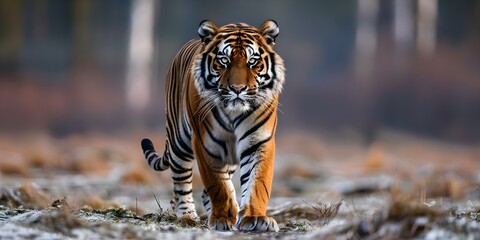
[194,20,285,115]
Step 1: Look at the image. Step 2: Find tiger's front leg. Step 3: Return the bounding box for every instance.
[192,135,239,231]
[236,119,279,232]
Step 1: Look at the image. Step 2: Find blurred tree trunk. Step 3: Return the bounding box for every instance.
[354,0,379,81]
[354,0,380,143]
[0,0,22,72]
[416,0,437,55]
[393,0,414,70]
[126,0,156,112]
[72,0,91,63]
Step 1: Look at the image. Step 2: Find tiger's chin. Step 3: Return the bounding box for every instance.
[223,98,251,114]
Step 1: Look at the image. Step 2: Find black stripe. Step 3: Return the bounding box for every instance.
[240,160,261,186]
[155,157,163,170]
[261,79,275,90]
[166,117,193,160]
[165,117,179,152]
[144,149,152,156]
[240,155,254,169]
[240,134,273,160]
[175,134,194,159]
[269,52,277,80]
[254,101,275,121]
[175,189,193,196]
[205,125,228,156]
[212,107,232,132]
[170,138,194,161]
[178,199,194,205]
[200,52,207,81]
[203,143,222,160]
[181,120,193,155]
[242,39,254,45]
[169,158,191,174]
[146,153,157,165]
[233,110,255,129]
[258,73,271,81]
[172,173,192,182]
[238,110,273,142]
[224,38,237,44]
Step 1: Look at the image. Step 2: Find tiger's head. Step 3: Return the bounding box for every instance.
[193,20,285,115]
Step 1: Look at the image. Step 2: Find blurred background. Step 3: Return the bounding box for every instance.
[0,2,479,238]
[0,0,479,143]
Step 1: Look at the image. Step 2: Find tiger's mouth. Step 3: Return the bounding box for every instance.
[225,97,247,107]
[222,96,251,113]
[232,98,245,105]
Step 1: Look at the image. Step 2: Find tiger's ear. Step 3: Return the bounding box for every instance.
[259,20,279,46]
[198,20,218,44]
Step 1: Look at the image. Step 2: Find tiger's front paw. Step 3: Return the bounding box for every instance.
[209,216,237,231]
[236,216,279,232]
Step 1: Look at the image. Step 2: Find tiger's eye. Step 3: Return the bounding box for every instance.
[220,57,229,64]
[248,58,257,65]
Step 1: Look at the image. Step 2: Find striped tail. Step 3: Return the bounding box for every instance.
[141,138,170,171]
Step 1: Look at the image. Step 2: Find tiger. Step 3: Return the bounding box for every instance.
[141,20,285,231]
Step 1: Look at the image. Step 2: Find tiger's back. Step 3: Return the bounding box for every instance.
[164,39,202,159]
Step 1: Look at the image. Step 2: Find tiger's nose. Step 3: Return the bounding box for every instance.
[229,85,247,94]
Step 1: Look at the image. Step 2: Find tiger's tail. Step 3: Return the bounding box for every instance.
[141,138,170,171]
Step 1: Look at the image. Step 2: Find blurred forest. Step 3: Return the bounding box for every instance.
[0,0,479,143]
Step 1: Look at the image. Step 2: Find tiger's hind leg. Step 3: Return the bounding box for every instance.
[169,149,198,219]
[141,137,198,218]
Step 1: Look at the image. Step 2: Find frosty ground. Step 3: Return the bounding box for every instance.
[0,130,479,239]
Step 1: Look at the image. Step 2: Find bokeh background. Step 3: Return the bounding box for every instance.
[1,0,479,143]
[0,1,480,238]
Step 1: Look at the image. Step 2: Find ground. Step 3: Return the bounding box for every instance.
[0,129,479,239]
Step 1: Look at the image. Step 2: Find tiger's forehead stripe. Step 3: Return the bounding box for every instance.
[222,23,258,31]
[210,30,263,58]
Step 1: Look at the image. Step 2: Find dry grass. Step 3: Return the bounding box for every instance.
[387,193,443,221]
[0,150,30,177]
[362,144,385,171]
[66,150,111,175]
[120,164,156,185]
[0,159,29,177]
[81,196,120,211]
[269,200,342,225]
[304,200,343,226]
[177,214,202,228]
[0,181,52,209]
[280,163,321,179]
[413,170,475,200]
[30,210,85,236]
